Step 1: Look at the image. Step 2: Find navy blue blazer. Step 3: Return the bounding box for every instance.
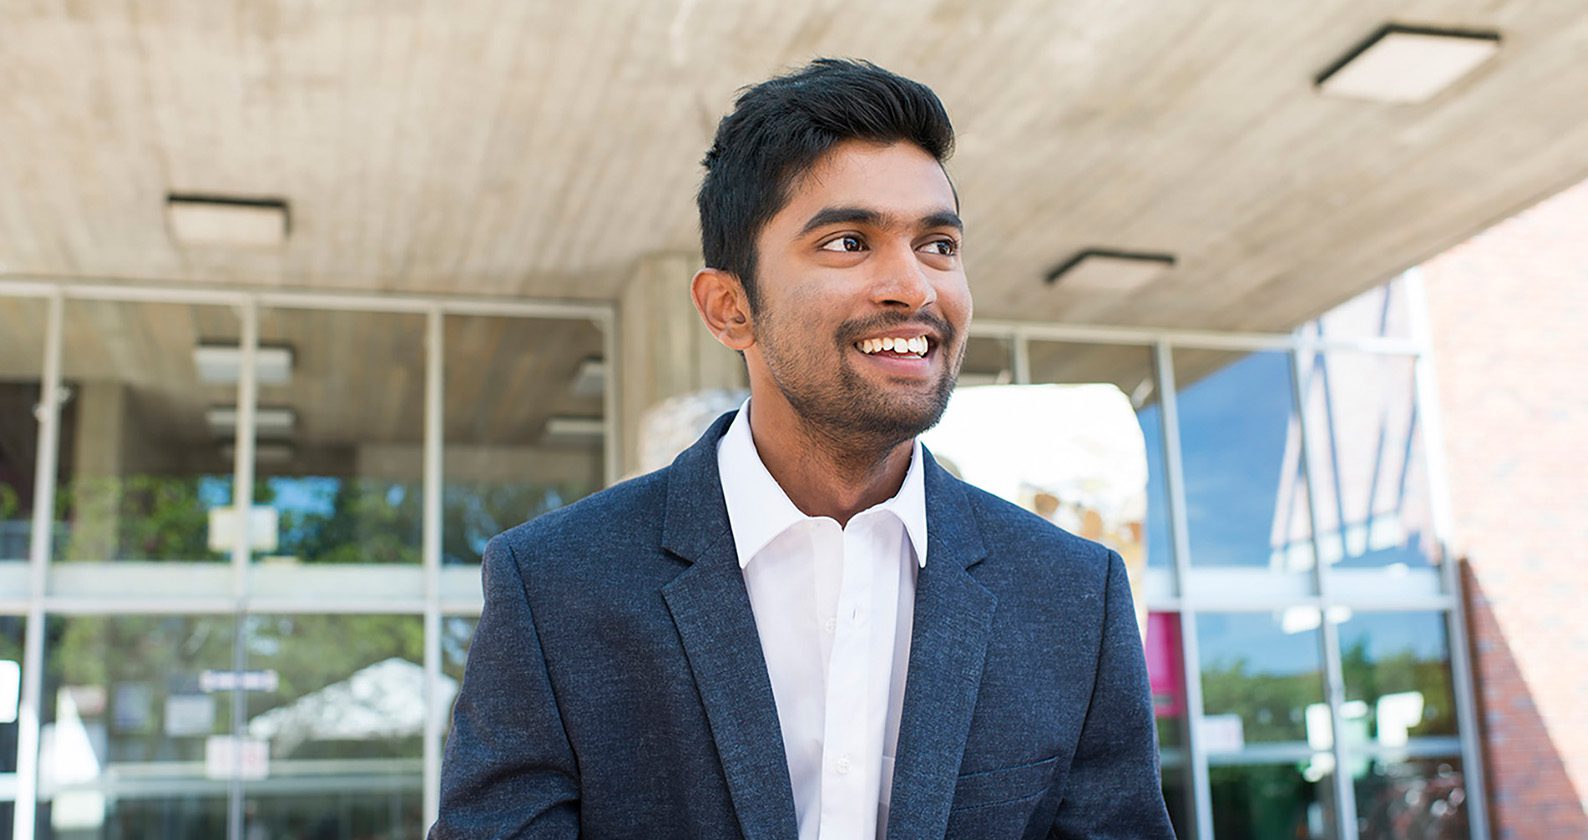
[433,410,1174,839]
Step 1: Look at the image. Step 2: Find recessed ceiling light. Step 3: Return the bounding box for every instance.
[193,344,295,385]
[1045,249,1176,291]
[206,406,297,439]
[166,194,290,247]
[1316,24,1501,104]
[569,358,606,397]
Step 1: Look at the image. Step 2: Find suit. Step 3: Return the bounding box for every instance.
[432,409,1174,839]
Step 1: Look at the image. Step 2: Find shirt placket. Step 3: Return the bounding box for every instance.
[817,518,877,839]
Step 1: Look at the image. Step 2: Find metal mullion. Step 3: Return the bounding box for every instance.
[1010,328,1031,385]
[1154,341,1213,840]
[12,290,63,840]
[423,307,445,828]
[227,297,260,840]
[1291,343,1359,840]
[1404,268,1490,839]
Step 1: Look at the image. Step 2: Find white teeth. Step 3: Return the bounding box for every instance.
[857,335,930,355]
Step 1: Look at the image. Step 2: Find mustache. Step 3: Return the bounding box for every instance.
[836,312,956,347]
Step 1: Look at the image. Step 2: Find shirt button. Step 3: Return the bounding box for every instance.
[836,754,851,775]
[824,617,837,633]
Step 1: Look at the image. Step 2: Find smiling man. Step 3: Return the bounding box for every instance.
[433,59,1173,840]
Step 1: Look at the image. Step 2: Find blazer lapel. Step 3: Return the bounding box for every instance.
[660,411,800,840]
[885,450,998,840]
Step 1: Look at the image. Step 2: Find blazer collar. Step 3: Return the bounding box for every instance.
[660,409,996,840]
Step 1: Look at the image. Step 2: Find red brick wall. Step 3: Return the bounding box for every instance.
[1421,178,1588,839]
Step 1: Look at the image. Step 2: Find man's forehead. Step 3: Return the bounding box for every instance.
[777,141,958,230]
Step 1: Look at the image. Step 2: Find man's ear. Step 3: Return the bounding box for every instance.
[690,267,755,352]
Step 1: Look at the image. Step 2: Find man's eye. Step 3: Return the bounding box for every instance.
[924,239,959,256]
[819,235,865,253]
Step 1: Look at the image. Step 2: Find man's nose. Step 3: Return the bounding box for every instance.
[871,243,937,311]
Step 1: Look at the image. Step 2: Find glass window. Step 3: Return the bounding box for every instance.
[250,308,426,566]
[1145,612,1190,838]
[55,300,239,564]
[1337,611,1459,744]
[38,615,236,835]
[957,335,1012,388]
[1297,352,1437,571]
[440,616,477,744]
[1,296,48,565]
[1354,755,1468,840]
[1174,350,1316,581]
[1210,761,1337,840]
[2,615,23,776]
[442,315,605,565]
[1198,611,1326,747]
[240,614,424,836]
[1028,341,1171,571]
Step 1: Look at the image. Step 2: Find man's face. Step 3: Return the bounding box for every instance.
[744,139,971,450]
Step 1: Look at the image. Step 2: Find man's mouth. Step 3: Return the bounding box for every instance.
[853,334,933,360]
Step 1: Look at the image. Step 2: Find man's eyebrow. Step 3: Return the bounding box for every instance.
[797,206,964,237]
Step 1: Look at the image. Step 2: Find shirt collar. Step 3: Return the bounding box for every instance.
[716,399,928,570]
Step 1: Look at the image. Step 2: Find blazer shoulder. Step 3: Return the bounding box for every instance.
[490,466,671,566]
[956,476,1116,575]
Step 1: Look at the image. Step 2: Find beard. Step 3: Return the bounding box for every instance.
[754,308,964,455]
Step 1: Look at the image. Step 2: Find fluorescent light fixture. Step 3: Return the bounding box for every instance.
[193,343,294,385]
[207,406,297,439]
[542,416,605,445]
[570,358,606,397]
[1045,249,1176,291]
[166,194,290,247]
[1316,24,1501,104]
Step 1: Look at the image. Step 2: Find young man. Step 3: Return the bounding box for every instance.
[434,59,1173,840]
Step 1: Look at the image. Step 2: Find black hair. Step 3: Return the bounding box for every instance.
[697,58,955,310]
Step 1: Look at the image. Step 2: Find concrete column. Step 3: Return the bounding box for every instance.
[618,252,746,476]
[63,380,126,562]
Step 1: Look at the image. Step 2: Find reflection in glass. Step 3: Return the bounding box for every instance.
[956,336,1012,388]
[443,316,605,565]
[1355,756,1468,840]
[251,308,426,565]
[1338,611,1458,744]
[2,615,23,775]
[1297,351,1436,570]
[38,615,236,833]
[245,791,422,840]
[1025,342,1171,570]
[1210,762,1336,840]
[1,296,48,564]
[1174,350,1314,574]
[1198,611,1325,746]
[1144,612,1189,838]
[440,616,478,743]
[56,300,239,563]
[241,614,425,836]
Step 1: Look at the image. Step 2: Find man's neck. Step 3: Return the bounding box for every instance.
[745,399,913,527]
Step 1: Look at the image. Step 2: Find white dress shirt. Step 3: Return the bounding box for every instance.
[717,400,928,840]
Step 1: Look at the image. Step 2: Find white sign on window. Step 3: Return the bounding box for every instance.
[1199,713,1246,753]
[205,735,270,780]
[206,506,280,553]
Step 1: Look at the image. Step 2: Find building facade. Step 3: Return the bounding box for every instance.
[0,258,1507,839]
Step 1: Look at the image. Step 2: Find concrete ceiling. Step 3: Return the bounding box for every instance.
[3,0,1587,331]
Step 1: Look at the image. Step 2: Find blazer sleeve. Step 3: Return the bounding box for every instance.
[1049,549,1176,839]
[430,534,580,839]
